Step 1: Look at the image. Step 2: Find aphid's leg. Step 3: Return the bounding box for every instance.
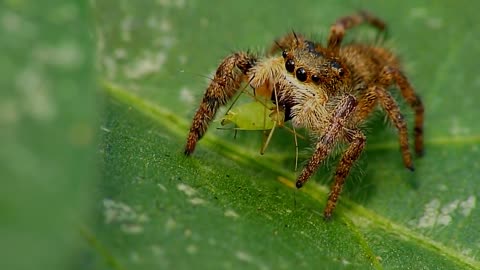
[295,94,358,188]
[184,52,257,155]
[328,11,386,50]
[324,129,366,220]
[260,122,277,155]
[292,126,299,172]
[259,87,282,154]
[374,86,414,171]
[391,71,424,156]
[267,32,306,56]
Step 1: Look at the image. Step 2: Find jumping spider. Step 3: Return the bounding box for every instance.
[184,11,424,219]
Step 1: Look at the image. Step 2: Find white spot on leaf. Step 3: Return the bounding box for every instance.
[418,199,440,228]
[114,48,127,59]
[124,51,167,79]
[437,200,459,226]
[157,183,167,192]
[224,209,239,219]
[16,67,55,121]
[179,87,194,104]
[186,244,198,254]
[235,250,253,263]
[189,197,206,205]
[103,199,149,234]
[159,18,172,32]
[177,183,196,196]
[460,196,476,216]
[418,196,476,228]
[121,224,144,234]
[32,40,84,69]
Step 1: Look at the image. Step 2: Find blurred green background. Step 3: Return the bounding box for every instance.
[1,0,479,269]
[0,1,96,270]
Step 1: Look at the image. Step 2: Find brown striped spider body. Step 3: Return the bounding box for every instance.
[184,11,424,219]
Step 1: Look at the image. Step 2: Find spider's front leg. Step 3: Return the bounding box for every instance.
[184,52,256,155]
[295,94,358,189]
[294,94,362,219]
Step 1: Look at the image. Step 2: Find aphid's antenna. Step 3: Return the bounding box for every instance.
[178,69,214,83]
[259,86,281,155]
[222,81,252,119]
[261,122,277,155]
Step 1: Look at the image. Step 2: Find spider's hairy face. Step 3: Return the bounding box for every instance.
[281,41,351,97]
[270,41,352,130]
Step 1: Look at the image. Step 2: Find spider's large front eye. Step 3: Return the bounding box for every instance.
[285,59,295,73]
[296,68,307,82]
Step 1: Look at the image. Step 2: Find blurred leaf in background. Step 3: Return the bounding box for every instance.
[0,1,96,270]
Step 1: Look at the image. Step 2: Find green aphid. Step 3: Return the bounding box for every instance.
[220,100,284,130]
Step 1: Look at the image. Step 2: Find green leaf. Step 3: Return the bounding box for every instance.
[90,1,479,269]
[0,1,96,270]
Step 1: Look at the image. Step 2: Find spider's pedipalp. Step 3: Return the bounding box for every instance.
[184,52,256,155]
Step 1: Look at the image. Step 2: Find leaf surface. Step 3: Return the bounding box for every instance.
[90,1,480,269]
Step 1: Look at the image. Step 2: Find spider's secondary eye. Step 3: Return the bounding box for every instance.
[296,68,307,82]
[311,74,320,83]
[330,61,341,69]
[285,59,295,73]
[330,60,345,76]
[282,50,288,58]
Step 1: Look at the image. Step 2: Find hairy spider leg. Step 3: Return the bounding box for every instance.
[184,52,256,155]
[295,94,359,188]
[374,66,424,165]
[388,69,424,155]
[324,129,366,219]
[328,10,387,51]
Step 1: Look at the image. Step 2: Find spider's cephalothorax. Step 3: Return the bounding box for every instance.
[184,11,424,219]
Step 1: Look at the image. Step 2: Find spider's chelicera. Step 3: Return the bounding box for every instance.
[184,11,424,219]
